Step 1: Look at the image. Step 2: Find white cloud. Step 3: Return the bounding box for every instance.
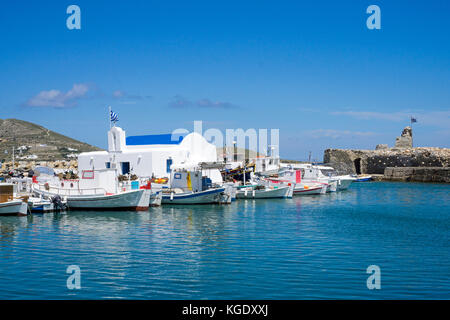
[196,98,237,109]
[112,90,150,102]
[168,95,238,109]
[168,95,193,108]
[25,83,89,108]
[112,90,125,99]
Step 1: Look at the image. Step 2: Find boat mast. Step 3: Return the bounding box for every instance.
[11,132,16,172]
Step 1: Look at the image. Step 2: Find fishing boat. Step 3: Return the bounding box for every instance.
[0,184,28,216]
[330,175,356,191]
[272,169,326,195]
[354,174,373,182]
[33,184,150,211]
[32,168,150,211]
[236,184,292,199]
[230,160,293,199]
[67,189,149,211]
[280,164,354,193]
[0,199,28,216]
[161,168,227,205]
[162,187,226,204]
[28,198,55,213]
[266,176,326,196]
[28,195,67,214]
[293,183,327,195]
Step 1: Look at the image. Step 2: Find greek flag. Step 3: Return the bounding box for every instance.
[110,110,119,123]
[411,116,417,123]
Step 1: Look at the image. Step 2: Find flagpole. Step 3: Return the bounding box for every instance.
[108,106,111,129]
[410,116,414,148]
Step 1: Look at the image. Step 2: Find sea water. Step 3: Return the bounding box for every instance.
[0,182,449,299]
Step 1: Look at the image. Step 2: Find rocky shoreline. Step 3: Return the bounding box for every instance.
[0,160,77,178]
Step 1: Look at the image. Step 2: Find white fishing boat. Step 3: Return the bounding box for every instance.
[33,184,149,211]
[32,168,150,211]
[311,166,355,191]
[28,196,67,214]
[293,183,327,195]
[162,187,226,204]
[236,185,292,199]
[161,164,230,205]
[28,198,54,213]
[280,164,354,193]
[333,175,355,191]
[270,169,325,196]
[0,183,28,216]
[0,199,28,216]
[66,189,149,211]
[233,160,293,200]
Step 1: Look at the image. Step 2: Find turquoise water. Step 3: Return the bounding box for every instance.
[0,182,449,299]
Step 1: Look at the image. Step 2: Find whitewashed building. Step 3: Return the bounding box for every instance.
[78,126,222,182]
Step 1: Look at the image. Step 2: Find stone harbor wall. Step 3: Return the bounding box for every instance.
[384,167,450,183]
[324,147,450,175]
[323,126,450,181]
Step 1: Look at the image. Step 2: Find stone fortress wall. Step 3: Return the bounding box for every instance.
[323,127,450,183]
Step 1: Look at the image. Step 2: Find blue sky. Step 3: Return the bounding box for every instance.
[0,0,449,161]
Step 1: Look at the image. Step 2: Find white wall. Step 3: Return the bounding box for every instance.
[180,132,218,163]
[79,128,220,180]
[108,126,126,152]
[78,169,118,194]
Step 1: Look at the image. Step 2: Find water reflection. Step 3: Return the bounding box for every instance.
[0,182,449,299]
[0,216,30,245]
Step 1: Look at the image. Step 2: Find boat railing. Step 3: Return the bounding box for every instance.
[33,183,107,196]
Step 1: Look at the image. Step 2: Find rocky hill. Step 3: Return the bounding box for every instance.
[0,118,101,162]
